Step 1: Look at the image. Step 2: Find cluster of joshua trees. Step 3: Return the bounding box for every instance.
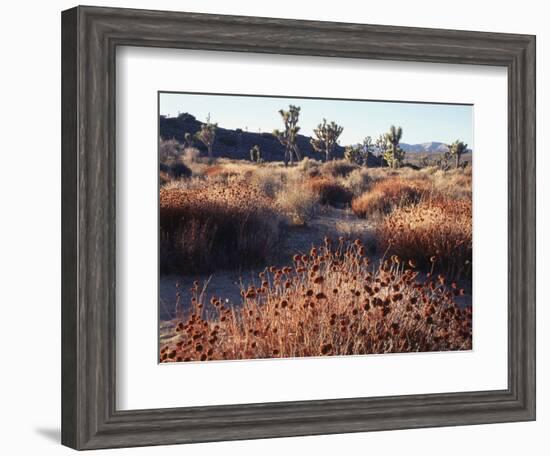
[190,105,468,169]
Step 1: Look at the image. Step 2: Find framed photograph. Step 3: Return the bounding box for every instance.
[61,5,536,450]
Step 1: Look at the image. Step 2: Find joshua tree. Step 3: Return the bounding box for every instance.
[344,137,374,166]
[183,132,194,149]
[250,144,262,163]
[447,139,469,169]
[344,145,362,164]
[436,150,452,171]
[361,136,374,155]
[419,154,430,168]
[383,125,405,168]
[361,136,375,166]
[310,119,344,162]
[375,134,388,159]
[195,113,217,159]
[273,105,302,166]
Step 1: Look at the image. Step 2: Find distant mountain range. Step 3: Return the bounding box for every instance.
[160,114,470,163]
[401,142,449,153]
[400,141,472,154]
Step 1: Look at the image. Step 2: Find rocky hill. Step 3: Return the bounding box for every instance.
[160,113,382,166]
[160,113,471,165]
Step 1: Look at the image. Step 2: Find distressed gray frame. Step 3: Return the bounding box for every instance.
[61,5,536,450]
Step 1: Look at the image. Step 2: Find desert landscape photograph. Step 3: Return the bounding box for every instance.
[158,92,473,363]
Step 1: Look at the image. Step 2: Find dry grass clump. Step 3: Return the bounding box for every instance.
[249,167,286,198]
[201,160,258,181]
[431,168,472,200]
[305,176,353,207]
[276,185,320,225]
[178,147,209,176]
[202,164,242,182]
[181,147,202,163]
[159,138,181,162]
[160,239,472,362]
[159,160,192,186]
[321,159,359,178]
[248,166,321,225]
[214,159,258,176]
[351,178,431,217]
[160,143,205,178]
[297,157,322,177]
[344,167,381,196]
[160,181,283,274]
[203,165,226,177]
[378,198,472,279]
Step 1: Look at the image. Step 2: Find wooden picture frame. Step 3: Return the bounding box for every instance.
[61,5,536,450]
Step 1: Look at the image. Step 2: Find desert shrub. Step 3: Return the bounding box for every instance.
[203,164,241,181]
[297,157,322,177]
[162,176,213,192]
[185,162,208,177]
[431,168,472,200]
[306,176,353,207]
[377,198,472,279]
[351,178,431,217]
[181,147,202,163]
[177,147,208,176]
[159,138,181,162]
[159,159,191,180]
[160,171,172,186]
[160,239,472,362]
[171,161,192,179]
[418,165,440,176]
[213,160,258,177]
[321,159,359,178]
[203,165,224,177]
[276,184,319,225]
[344,168,379,196]
[160,182,283,274]
[250,168,285,198]
[401,163,421,171]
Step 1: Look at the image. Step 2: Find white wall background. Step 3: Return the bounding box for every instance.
[0,1,546,454]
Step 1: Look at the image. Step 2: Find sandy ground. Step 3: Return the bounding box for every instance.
[159,207,376,320]
[159,206,472,323]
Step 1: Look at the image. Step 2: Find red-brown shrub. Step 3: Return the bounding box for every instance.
[160,182,282,274]
[160,239,472,362]
[306,176,353,207]
[351,178,431,217]
[377,198,472,279]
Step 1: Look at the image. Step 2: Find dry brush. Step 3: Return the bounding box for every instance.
[160,239,472,362]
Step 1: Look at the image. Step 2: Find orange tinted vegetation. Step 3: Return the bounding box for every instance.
[377,198,472,279]
[351,177,432,217]
[160,181,282,274]
[305,176,353,206]
[160,239,472,362]
[202,165,226,177]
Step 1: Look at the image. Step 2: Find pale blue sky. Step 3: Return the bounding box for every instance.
[159,92,473,147]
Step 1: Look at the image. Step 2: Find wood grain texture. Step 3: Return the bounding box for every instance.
[61,5,536,450]
[61,6,78,449]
